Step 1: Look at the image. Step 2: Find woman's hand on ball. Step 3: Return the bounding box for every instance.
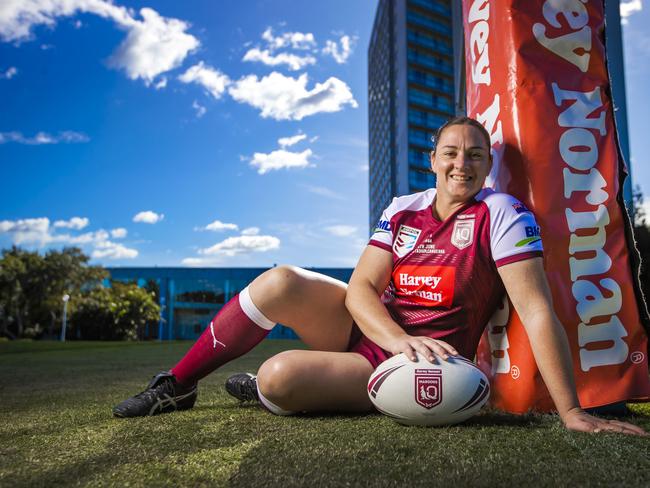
[389,335,459,362]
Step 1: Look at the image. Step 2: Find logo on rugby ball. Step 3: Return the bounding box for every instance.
[451,219,474,250]
[393,225,421,258]
[414,369,442,409]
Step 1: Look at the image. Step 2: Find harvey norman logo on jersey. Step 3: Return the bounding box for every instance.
[392,265,455,307]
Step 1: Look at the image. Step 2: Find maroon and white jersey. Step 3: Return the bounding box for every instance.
[368,188,543,359]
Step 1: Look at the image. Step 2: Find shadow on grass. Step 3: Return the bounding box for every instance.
[463,409,547,427]
[13,412,266,487]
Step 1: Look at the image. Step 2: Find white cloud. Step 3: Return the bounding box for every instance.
[621,0,643,23]
[0,217,52,245]
[229,72,357,121]
[198,235,280,257]
[133,211,164,224]
[250,148,313,174]
[301,184,345,201]
[261,27,316,50]
[241,227,260,236]
[179,62,230,99]
[109,8,200,84]
[54,217,89,230]
[278,133,307,148]
[242,48,316,71]
[52,229,109,245]
[197,220,239,232]
[0,66,17,79]
[0,2,199,84]
[181,257,213,266]
[182,232,279,265]
[91,240,138,259]
[110,227,127,238]
[323,35,356,64]
[0,131,89,145]
[154,76,167,90]
[325,225,357,237]
[0,217,137,259]
[192,99,207,118]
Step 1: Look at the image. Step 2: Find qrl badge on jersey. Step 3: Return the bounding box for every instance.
[415,369,442,409]
[393,225,421,258]
[451,219,474,250]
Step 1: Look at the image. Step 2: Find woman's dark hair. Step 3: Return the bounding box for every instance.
[431,116,491,152]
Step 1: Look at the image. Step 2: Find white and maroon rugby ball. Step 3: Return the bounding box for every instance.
[367,353,490,426]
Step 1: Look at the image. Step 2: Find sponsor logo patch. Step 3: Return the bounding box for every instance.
[512,202,530,214]
[393,225,421,258]
[374,219,391,234]
[392,264,455,307]
[451,219,475,250]
[515,226,542,247]
[415,369,442,409]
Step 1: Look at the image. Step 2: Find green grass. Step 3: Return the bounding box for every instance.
[1,341,649,487]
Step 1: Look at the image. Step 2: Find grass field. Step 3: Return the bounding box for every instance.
[1,340,649,487]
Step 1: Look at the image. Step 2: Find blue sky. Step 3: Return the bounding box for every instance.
[0,1,648,268]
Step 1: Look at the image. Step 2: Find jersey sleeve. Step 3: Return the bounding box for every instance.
[368,198,396,253]
[488,194,544,267]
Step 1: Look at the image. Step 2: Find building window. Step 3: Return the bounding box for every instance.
[408,0,450,17]
[409,128,435,148]
[407,29,452,55]
[174,279,225,304]
[406,11,451,36]
[409,169,437,190]
[408,68,453,94]
[407,48,453,75]
[409,87,453,112]
[409,148,431,170]
[408,110,447,130]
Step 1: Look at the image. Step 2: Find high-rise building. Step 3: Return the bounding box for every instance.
[368,0,457,229]
[367,0,633,228]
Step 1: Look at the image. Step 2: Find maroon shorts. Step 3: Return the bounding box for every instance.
[347,322,391,369]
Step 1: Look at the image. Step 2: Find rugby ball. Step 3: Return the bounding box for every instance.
[367,353,490,426]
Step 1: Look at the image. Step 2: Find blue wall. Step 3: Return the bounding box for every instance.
[106,267,353,341]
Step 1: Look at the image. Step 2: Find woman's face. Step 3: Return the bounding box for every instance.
[430,124,492,204]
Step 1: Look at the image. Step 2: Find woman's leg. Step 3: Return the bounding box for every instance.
[256,350,374,413]
[113,266,360,417]
[170,265,353,386]
[249,265,353,351]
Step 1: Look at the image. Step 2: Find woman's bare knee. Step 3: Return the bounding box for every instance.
[249,266,304,309]
[257,350,303,406]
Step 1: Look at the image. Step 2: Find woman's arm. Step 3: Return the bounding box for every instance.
[498,257,646,435]
[346,245,458,362]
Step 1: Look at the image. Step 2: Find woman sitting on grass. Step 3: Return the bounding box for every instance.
[113,116,646,436]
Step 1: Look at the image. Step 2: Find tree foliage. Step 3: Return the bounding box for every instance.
[0,247,158,340]
[0,247,107,338]
[70,282,160,340]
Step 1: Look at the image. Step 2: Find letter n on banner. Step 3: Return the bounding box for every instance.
[462,0,650,412]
